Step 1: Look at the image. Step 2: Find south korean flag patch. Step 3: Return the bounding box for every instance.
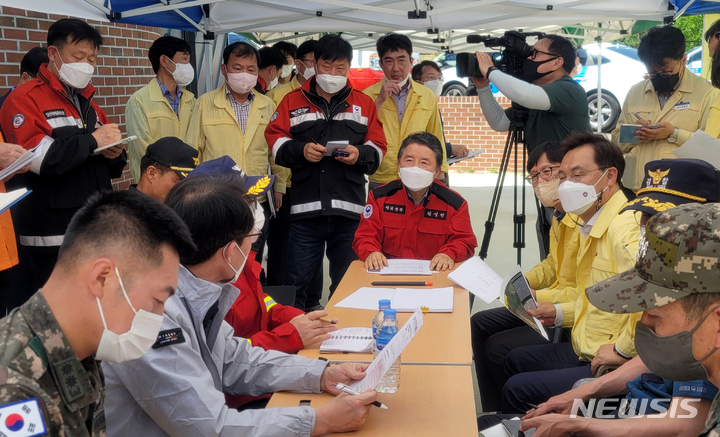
[0,398,47,436]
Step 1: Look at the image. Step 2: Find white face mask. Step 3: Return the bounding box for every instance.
[226,71,257,95]
[300,61,315,80]
[167,58,194,87]
[396,75,410,89]
[557,169,609,216]
[252,202,265,243]
[54,53,94,90]
[423,79,444,97]
[281,64,293,78]
[269,73,279,90]
[400,166,435,191]
[222,241,248,284]
[95,267,164,363]
[316,74,347,94]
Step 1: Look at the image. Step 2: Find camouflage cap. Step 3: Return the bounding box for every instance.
[587,202,720,314]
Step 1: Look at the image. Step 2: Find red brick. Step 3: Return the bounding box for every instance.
[38,20,53,30]
[27,30,46,42]
[4,28,27,39]
[25,10,48,19]
[3,7,25,16]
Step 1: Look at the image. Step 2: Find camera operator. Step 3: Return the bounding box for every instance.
[471,34,589,258]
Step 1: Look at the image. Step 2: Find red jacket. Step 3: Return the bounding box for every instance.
[353,180,478,261]
[224,251,304,409]
[0,63,126,243]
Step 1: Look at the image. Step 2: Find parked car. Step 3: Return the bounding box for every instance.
[687,46,703,75]
[575,43,647,132]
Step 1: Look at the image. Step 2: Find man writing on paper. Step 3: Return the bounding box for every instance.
[104,174,377,437]
[0,19,127,298]
[472,140,581,414]
[353,131,477,272]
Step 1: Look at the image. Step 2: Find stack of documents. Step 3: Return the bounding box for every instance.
[367,259,433,275]
[334,287,453,313]
[0,145,42,180]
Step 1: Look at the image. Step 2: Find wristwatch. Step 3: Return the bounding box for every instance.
[485,66,498,79]
[667,127,679,144]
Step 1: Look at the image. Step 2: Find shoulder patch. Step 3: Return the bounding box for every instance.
[372,180,404,200]
[270,111,278,122]
[12,114,24,128]
[0,397,46,436]
[152,328,186,349]
[430,183,465,210]
[363,204,373,219]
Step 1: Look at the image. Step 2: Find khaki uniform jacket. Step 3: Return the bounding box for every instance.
[569,190,641,360]
[0,292,105,436]
[185,86,286,197]
[611,69,717,191]
[364,79,448,184]
[125,79,196,181]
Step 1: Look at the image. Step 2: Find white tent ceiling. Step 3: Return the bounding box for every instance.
[0,0,109,22]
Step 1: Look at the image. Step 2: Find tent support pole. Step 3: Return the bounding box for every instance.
[674,0,698,21]
[596,25,603,135]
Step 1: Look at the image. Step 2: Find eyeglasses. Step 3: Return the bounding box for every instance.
[530,48,559,61]
[247,231,262,244]
[554,167,606,184]
[524,166,559,184]
[300,58,315,67]
[643,72,677,80]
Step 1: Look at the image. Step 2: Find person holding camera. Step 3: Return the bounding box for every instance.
[471,34,589,259]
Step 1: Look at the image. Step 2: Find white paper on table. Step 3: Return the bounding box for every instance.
[0,144,42,180]
[672,130,720,170]
[391,287,453,312]
[367,259,433,275]
[333,287,396,311]
[350,308,424,393]
[448,257,503,303]
[334,287,453,312]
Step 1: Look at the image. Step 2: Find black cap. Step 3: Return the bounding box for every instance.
[621,158,720,215]
[144,137,199,179]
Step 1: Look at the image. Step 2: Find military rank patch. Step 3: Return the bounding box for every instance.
[383,204,405,214]
[152,328,186,349]
[0,398,46,436]
[424,209,447,220]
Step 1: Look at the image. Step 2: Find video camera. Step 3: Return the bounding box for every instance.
[456,31,545,79]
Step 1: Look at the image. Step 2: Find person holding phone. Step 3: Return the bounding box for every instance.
[611,26,717,192]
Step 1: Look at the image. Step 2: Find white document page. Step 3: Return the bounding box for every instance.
[448,257,503,304]
[333,287,396,311]
[391,287,454,312]
[672,130,720,170]
[367,259,433,275]
[0,145,42,180]
[324,140,349,156]
[447,148,483,165]
[320,327,374,353]
[350,309,424,393]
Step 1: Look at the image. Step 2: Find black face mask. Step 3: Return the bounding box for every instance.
[650,72,681,94]
[522,58,555,83]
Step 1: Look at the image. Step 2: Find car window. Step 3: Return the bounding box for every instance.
[583,55,612,66]
[687,48,702,63]
[606,45,640,61]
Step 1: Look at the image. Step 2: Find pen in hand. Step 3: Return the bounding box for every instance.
[318,317,337,324]
[333,383,388,409]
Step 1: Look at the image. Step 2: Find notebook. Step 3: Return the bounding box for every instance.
[0,189,30,214]
[320,327,374,353]
[619,124,660,144]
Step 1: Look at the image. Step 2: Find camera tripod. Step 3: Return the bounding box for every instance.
[478,105,540,266]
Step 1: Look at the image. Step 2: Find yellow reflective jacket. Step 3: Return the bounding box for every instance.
[185,86,286,196]
[266,75,302,107]
[526,212,581,322]
[611,68,717,191]
[569,190,641,361]
[363,79,447,184]
[125,79,196,181]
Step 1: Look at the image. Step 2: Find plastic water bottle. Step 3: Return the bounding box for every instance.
[372,299,392,339]
[374,309,401,393]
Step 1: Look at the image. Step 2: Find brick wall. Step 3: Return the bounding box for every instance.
[0,7,161,189]
[439,95,526,174]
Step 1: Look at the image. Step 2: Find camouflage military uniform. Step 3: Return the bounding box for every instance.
[0,291,106,436]
[700,393,720,437]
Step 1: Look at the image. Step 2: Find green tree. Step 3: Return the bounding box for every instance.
[619,15,704,51]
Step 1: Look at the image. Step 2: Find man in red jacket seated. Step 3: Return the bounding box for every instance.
[353,131,478,271]
[188,155,338,410]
